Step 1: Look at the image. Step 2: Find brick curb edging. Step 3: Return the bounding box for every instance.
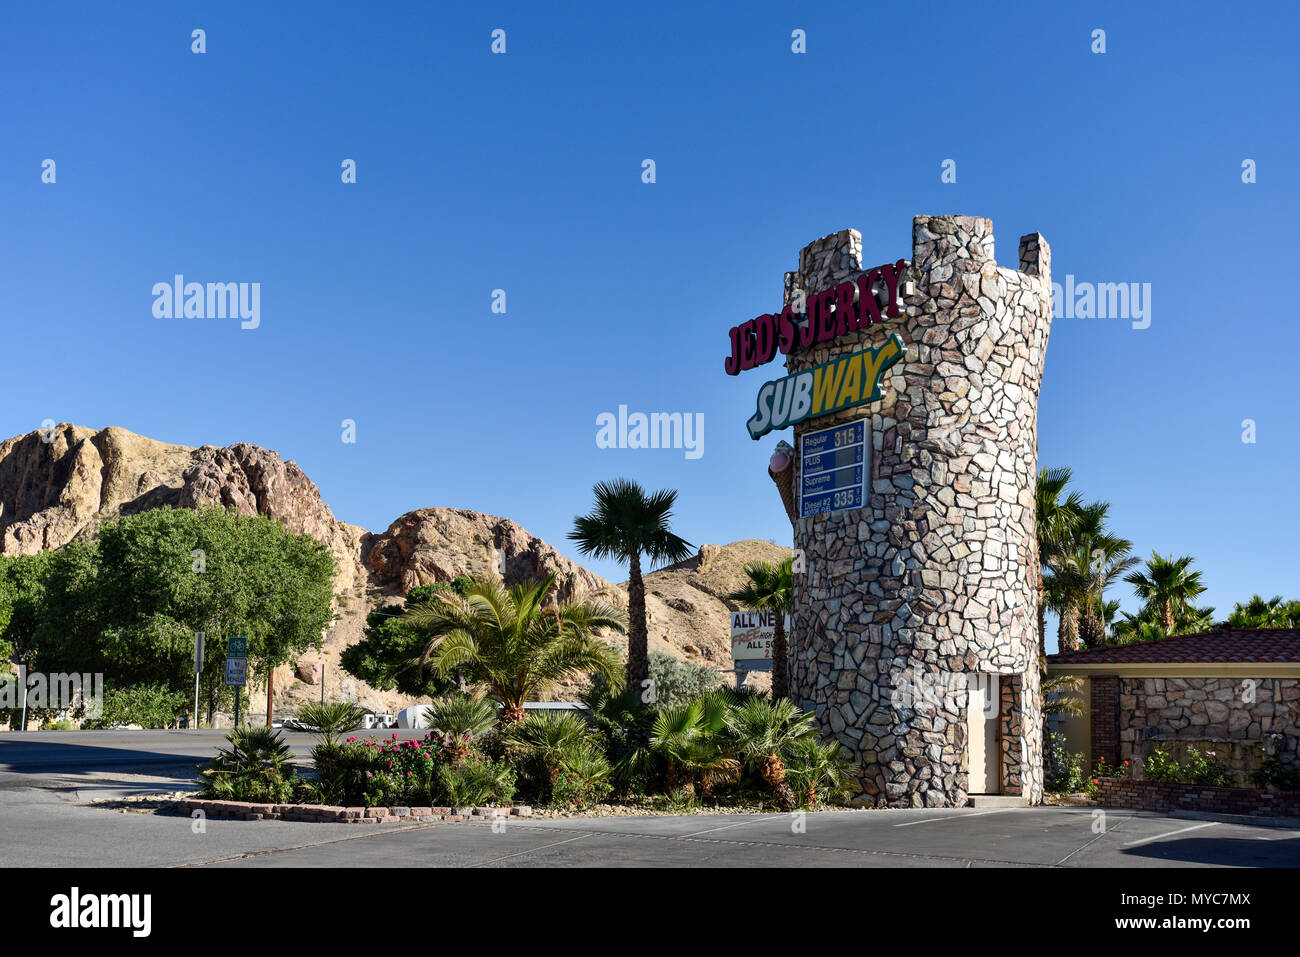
[1096,776,1300,819]
[170,798,532,823]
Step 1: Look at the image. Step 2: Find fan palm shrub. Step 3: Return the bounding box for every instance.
[784,736,853,807]
[723,696,816,810]
[400,574,626,725]
[298,701,364,746]
[650,692,739,801]
[198,726,297,803]
[569,478,693,690]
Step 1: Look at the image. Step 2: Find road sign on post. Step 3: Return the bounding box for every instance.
[225,636,248,728]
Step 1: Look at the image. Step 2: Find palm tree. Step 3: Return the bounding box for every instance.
[1045,501,1132,652]
[569,478,693,691]
[1226,594,1300,628]
[401,574,626,726]
[726,557,794,699]
[724,696,817,811]
[1125,552,1208,634]
[1035,467,1084,661]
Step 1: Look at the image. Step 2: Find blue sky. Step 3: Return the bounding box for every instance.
[2,2,1296,652]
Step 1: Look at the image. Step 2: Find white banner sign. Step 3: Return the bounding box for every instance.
[730,610,791,663]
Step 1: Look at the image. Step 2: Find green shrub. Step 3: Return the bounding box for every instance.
[81,683,188,729]
[506,711,600,803]
[1252,753,1300,790]
[1182,747,1229,787]
[579,682,657,798]
[1045,733,1088,793]
[785,736,853,807]
[1142,747,1182,784]
[425,695,497,737]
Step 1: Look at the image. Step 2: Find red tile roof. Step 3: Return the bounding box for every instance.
[1047,628,1300,665]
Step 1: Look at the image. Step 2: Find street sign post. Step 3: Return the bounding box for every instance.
[192,632,204,729]
[225,636,247,727]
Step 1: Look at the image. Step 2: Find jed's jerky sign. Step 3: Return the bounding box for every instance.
[726,258,909,439]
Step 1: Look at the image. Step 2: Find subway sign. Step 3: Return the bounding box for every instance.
[747,335,904,439]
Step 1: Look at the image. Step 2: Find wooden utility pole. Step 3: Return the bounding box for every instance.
[265,668,274,727]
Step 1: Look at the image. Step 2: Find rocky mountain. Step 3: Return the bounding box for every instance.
[0,424,790,713]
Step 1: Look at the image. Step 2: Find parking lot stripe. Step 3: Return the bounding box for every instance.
[1121,821,1218,847]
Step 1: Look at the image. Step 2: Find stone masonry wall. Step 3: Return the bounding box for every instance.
[1117,676,1300,782]
[785,215,1051,807]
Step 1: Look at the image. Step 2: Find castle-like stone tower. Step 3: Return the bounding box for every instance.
[778,215,1051,807]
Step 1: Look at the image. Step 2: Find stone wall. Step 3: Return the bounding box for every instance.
[785,215,1051,807]
[1116,676,1300,781]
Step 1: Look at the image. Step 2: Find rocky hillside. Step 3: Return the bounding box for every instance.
[0,424,790,711]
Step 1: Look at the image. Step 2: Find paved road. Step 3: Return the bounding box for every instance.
[0,728,423,781]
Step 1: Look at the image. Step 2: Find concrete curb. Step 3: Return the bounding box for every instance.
[169,797,532,824]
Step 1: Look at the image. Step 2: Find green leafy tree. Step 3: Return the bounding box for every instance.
[401,574,626,725]
[1124,552,1209,634]
[569,478,692,691]
[0,551,54,670]
[726,557,793,699]
[340,583,464,698]
[29,507,335,725]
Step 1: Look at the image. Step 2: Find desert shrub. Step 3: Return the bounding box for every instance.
[647,652,722,709]
[43,718,75,731]
[298,701,365,745]
[784,736,853,807]
[199,727,299,803]
[580,682,658,798]
[506,711,601,803]
[81,683,188,729]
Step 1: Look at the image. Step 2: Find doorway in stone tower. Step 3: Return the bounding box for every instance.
[966,674,1001,794]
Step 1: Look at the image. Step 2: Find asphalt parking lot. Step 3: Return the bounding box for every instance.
[1,731,1297,868]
